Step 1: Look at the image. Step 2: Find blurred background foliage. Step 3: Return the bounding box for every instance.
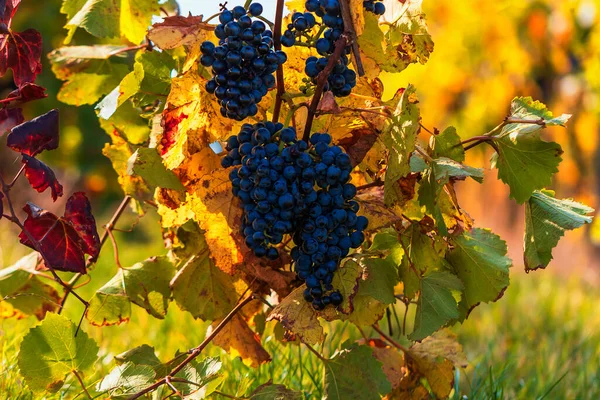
[0,0,599,398]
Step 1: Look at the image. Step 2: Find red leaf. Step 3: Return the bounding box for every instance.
[19,202,87,274]
[7,109,59,156]
[64,192,100,261]
[2,82,47,106]
[338,127,380,166]
[0,28,42,86]
[22,154,63,201]
[0,0,21,27]
[0,106,23,135]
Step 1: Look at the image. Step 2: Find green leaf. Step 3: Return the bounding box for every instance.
[61,0,160,44]
[446,228,512,310]
[114,344,163,372]
[86,256,175,325]
[98,101,151,145]
[359,258,398,305]
[368,229,399,252]
[250,383,303,400]
[497,97,572,139]
[433,157,484,183]
[491,131,563,203]
[324,344,392,399]
[127,147,184,190]
[97,62,144,120]
[57,70,130,106]
[171,252,239,321]
[431,127,464,162]
[18,313,99,393]
[383,85,420,206]
[524,190,594,271]
[330,259,362,314]
[0,253,60,319]
[173,357,224,399]
[399,223,446,299]
[96,362,155,399]
[409,271,463,341]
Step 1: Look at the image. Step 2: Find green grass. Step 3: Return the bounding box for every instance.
[1,211,599,399]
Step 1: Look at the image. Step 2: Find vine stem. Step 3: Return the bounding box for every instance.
[371,324,411,356]
[272,0,286,123]
[338,0,364,76]
[303,34,349,142]
[127,294,257,399]
[356,178,384,191]
[58,195,132,312]
[462,117,546,151]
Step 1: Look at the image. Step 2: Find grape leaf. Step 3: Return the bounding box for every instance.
[409,271,463,341]
[330,258,362,314]
[496,97,572,139]
[0,106,23,135]
[96,61,144,120]
[0,28,42,86]
[323,343,392,400]
[358,5,433,77]
[148,15,214,50]
[18,313,99,393]
[58,69,129,106]
[0,252,60,320]
[250,382,302,400]
[172,357,224,399]
[3,82,47,106]
[524,190,594,271]
[268,285,324,344]
[361,339,405,391]
[490,131,563,203]
[383,85,420,205]
[86,256,176,325]
[63,191,101,261]
[211,314,271,367]
[96,362,155,399]
[61,0,160,44]
[127,147,185,191]
[359,257,398,305]
[48,45,130,80]
[7,109,59,156]
[21,154,63,201]
[0,0,20,26]
[114,344,163,371]
[446,228,512,311]
[170,252,239,321]
[430,126,464,162]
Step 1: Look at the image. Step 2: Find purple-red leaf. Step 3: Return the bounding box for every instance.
[7,109,59,156]
[19,202,87,274]
[0,0,20,27]
[3,82,47,106]
[22,154,63,201]
[0,28,42,86]
[0,106,23,135]
[64,192,100,261]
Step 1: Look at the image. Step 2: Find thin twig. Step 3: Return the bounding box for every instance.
[303,34,350,142]
[356,178,384,191]
[272,0,286,123]
[127,294,257,399]
[372,324,411,355]
[72,370,92,400]
[303,342,327,362]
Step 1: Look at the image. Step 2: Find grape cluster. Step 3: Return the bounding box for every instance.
[281,0,386,97]
[222,124,368,310]
[363,0,386,15]
[200,4,287,121]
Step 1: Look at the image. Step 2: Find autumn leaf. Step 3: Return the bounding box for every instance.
[2,82,47,106]
[21,155,63,201]
[7,109,59,156]
[148,15,214,50]
[0,106,23,135]
[0,28,42,86]
[210,314,271,368]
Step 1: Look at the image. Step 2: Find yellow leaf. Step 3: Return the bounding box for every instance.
[210,314,271,367]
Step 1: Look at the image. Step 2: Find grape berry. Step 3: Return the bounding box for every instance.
[223,123,368,310]
[200,4,287,121]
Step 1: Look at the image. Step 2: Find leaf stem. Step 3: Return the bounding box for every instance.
[272,0,286,124]
[372,324,411,355]
[72,369,92,399]
[127,294,257,399]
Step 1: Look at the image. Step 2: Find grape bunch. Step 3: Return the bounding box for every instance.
[200,4,287,121]
[281,0,386,97]
[222,124,368,310]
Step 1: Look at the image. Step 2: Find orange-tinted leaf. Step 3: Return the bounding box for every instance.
[0,28,42,86]
[210,314,271,367]
[64,192,100,261]
[0,106,23,135]
[338,127,380,167]
[21,154,63,201]
[19,203,86,274]
[7,109,59,156]
[148,15,214,50]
